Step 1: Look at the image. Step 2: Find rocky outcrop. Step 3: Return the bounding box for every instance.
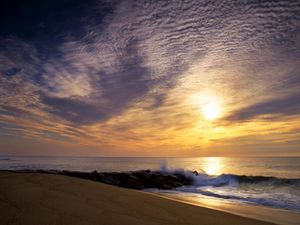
[57,169,194,189]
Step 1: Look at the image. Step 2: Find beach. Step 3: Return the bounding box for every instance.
[1,0,300,224]
[0,172,276,225]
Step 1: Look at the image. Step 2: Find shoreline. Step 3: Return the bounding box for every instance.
[0,169,300,225]
[0,171,277,225]
[151,192,300,225]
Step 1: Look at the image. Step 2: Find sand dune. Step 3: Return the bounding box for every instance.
[0,172,275,225]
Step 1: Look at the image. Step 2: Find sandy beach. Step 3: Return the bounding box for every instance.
[0,172,277,225]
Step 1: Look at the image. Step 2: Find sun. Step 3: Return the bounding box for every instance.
[202,101,221,120]
[189,93,223,121]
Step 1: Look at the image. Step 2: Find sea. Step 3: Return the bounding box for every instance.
[1,156,300,212]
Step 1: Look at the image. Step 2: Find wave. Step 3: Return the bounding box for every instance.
[158,165,300,210]
[159,165,300,187]
[192,173,300,187]
[174,187,300,210]
[230,174,300,185]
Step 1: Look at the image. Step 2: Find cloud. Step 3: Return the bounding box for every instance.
[224,92,300,122]
[42,64,92,98]
[0,0,299,154]
[41,39,156,124]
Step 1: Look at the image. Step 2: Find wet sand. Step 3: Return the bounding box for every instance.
[0,172,276,225]
[154,193,300,225]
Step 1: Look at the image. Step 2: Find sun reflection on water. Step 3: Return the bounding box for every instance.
[203,157,223,175]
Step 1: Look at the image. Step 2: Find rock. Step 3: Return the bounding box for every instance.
[16,169,195,190]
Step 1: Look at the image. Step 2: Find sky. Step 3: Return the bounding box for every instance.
[0,0,299,157]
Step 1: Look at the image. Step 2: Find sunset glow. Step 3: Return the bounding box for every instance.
[0,0,299,157]
[1,2,299,225]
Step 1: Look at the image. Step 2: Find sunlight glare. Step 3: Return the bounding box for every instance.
[190,93,223,121]
[203,157,222,175]
[202,101,221,120]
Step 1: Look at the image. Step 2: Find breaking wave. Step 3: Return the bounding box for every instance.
[158,165,300,210]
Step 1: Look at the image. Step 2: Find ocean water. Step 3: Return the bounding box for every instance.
[1,156,300,211]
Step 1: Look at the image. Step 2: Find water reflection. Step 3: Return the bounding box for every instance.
[203,157,223,175]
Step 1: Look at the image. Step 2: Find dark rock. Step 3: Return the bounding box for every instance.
[9,169,196,190]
